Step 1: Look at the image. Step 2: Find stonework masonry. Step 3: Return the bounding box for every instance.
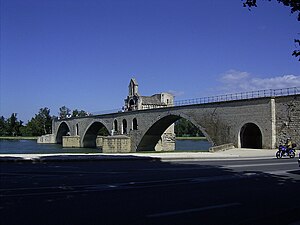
[102,135,131,153]
[62,136,80,148]
[39,94,300,152]
[275,95,300,148]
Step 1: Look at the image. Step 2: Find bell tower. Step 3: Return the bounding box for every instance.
[128,78,139,97]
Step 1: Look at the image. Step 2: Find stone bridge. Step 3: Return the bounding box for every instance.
[39,93,300,152]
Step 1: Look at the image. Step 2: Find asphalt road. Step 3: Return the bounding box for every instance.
[1,157,300,225]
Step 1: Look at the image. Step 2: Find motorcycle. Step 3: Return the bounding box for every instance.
[276,144,296,159]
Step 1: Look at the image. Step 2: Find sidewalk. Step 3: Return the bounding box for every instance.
[0,148,279,162]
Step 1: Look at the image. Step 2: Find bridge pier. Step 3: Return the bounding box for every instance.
[62,136,81,148]
[37,134,56,144]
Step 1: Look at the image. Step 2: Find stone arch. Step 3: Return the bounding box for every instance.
[82,121,110,148]
[240,122,262,149]
[137,113,212,151]
[56,122,71,144]
[132,118,138,130]
[122,119,127,134]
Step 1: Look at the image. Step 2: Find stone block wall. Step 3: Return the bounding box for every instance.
[275,95,300,148]
[62,136,81,148]
[102,135,131,153]
[37,134,56,144]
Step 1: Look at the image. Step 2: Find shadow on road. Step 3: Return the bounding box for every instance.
[1,156,299,225]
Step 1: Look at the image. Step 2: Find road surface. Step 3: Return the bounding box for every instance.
[1,157,299,225]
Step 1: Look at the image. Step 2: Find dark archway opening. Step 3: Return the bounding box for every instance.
[240,123,262,149]
[133,118,138,130]
[83,122,109,148]
[114,120,118,133]
[122,119,127,134]
[129,99,135,111]
[56,122,70,144]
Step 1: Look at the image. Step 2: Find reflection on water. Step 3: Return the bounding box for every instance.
[0,139,211,154]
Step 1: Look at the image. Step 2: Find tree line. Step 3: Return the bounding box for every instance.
[0,106,89,137]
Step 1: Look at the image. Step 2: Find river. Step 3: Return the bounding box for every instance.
[0,139,212,154]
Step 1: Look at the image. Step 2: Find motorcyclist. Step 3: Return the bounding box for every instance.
[284,138,292,154]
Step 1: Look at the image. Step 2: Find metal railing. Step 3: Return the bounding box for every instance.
[88,87,300,116]
[174,87,300,106]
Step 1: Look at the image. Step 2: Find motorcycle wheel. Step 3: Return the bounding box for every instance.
[289,152,295,158]
[276,151,282,159]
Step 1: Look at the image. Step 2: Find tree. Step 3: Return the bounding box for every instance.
[59,106,71,119]
[174,118,203,137]
[0,116,8,136]
[24,108,52,136]
[243,0,300,61]
[35,108,52,134]
[7,113,23,136]
[72,109,89,117]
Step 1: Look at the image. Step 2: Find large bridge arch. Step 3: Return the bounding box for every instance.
[82,121,110,148]
[136,113,213,151]
[56,122,71,144]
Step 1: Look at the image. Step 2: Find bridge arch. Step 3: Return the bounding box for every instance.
[239,122,262,149]
[137,113,212,151]
[56,122,71,144]
[82,121,110,148]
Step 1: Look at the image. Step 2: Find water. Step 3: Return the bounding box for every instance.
[0,139,211,154]
[175,139,212,151]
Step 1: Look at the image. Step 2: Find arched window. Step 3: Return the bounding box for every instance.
[114,120,118,132]
[129,99,135,111]
[132,118,138,130]
[122,119,127,134]
[76,124,79,136]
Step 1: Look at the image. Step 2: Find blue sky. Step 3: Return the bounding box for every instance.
[1,0,299,122]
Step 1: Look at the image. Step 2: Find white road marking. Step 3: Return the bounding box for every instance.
[147,202,241,218]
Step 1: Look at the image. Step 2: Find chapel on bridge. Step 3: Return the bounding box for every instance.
[124,78,174,111]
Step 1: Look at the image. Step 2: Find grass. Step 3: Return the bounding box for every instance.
[0,136,38,140]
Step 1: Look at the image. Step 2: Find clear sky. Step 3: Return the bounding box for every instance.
[1,0,299,122]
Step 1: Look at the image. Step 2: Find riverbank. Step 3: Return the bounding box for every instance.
[0,136,38,140]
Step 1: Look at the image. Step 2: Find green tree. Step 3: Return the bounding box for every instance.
[98,127,110,136]
[0,116,8,136]
[59,106,71,119]
[23,108,52,136]
[7,113,23,136]
[175,118,203,137]
[72,109,89,117]
[243,0,300,60]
